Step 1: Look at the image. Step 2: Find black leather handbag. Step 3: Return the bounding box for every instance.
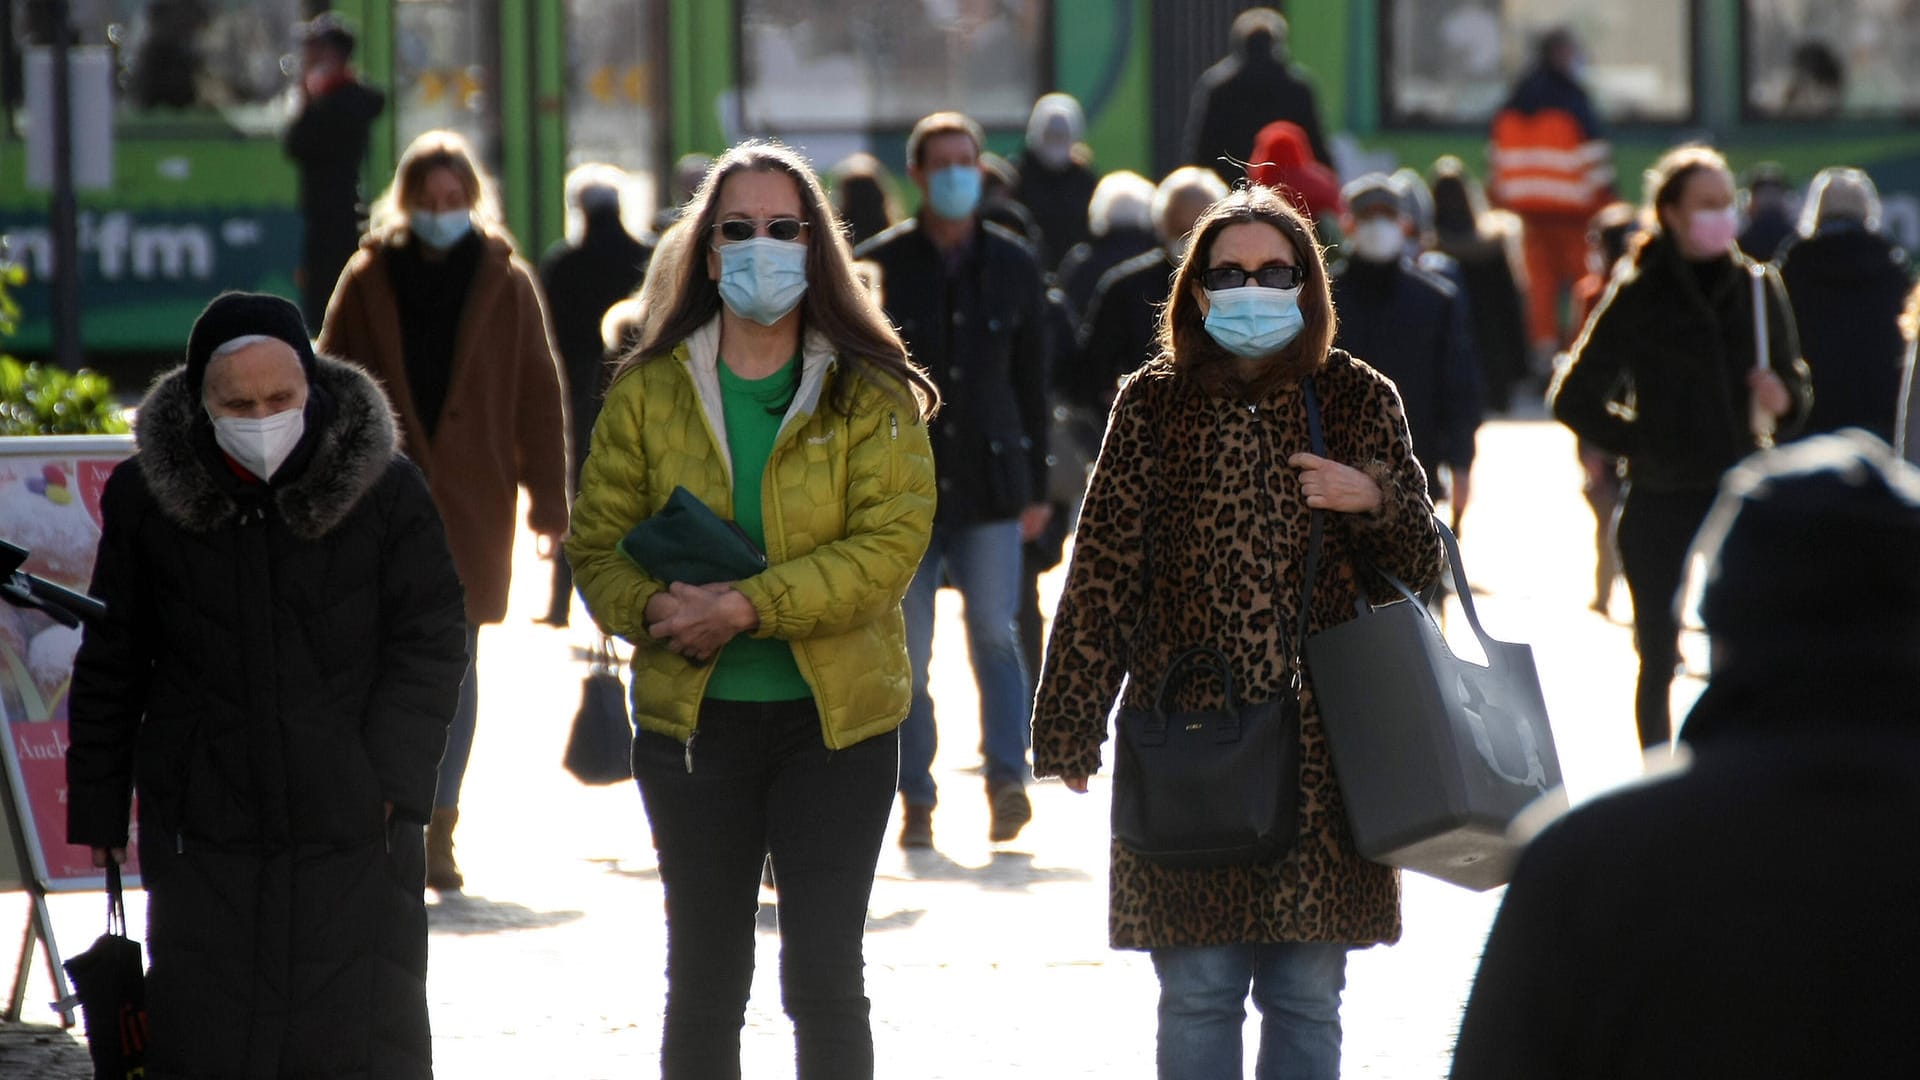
[61,861,149,1078]
[1109,379,1325,869]
[563,637,635,785]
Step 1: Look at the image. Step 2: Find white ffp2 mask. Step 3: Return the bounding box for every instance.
[211,406,306,480]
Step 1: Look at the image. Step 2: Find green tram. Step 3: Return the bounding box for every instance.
[1,0,1915,358]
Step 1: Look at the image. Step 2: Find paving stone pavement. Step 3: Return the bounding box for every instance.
[3,418,1680,1077]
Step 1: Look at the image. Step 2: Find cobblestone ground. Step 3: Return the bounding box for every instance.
[4,417,1682,1077]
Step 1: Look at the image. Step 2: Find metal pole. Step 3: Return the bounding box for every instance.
[47,0,83,370]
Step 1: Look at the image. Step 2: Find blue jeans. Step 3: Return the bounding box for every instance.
[898,519,1032,807]
[433,623,481,810]
[1151,942,1350,1080]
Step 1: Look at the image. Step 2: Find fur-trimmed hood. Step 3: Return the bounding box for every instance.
[135,353,400,540]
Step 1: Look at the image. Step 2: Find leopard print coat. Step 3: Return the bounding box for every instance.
[1032,348,1444,950]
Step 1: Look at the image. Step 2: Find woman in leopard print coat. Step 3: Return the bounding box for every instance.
[1032,186,1443,1079]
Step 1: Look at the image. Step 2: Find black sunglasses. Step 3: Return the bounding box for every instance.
[713,217,809,243]
[1201,264,1306,291]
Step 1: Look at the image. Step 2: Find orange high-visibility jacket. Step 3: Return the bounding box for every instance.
[1488,108,1612,217]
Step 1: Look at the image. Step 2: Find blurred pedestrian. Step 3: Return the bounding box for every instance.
[67,291,469,1080]
[1184,8,1332,186]
[537,164,654,627]
[319,129,572,889]
[1775,166,1912,442]
[565,142,939,1080]
[1551,144,1810,749]
[829,153,901,249]
[1736,162,1795,263]
[1900,282,1920,464]
[856,111,1052,849]
[1013,92,1099,272]
[979,151,1047,254]
[283,13,386,328]
[1450,430,1920,1080]
[1333,174,1482,532]
[1567,201,1641,615]
[1489,26,1613,368]
[1034,185,1443,1080]
[1073,167,1227,414]
[1247,119,1344,241]
[1430,156,1530,413]
[1054,169,1157,321]
[656,151,716,233]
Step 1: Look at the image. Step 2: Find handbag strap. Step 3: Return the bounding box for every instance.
[105,859,126,938]
[1356,518,1503,662]
[1292,379,1326,694]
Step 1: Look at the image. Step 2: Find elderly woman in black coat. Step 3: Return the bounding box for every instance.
[66,292,470,1080]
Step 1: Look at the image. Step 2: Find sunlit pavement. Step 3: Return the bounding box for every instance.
[10,412,1697,1077]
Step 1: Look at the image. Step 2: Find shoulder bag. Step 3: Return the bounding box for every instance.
[1109,379,1324,868]
[1305,520,1563,891]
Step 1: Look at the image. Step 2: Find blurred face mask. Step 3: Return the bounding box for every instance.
[1349,218,1406,263]
[926,165,983,221]
[1686,206,1738,256]
[409,208,473,250]
[209,406,305,481]
[1202,286,1306,359]
[717,237,809,326]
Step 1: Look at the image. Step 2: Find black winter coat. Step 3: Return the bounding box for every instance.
[539,212,653,470]
[67,355,469,1080]
[1184,44,1332,186]
[1055,226,1158,321]
[1553,236,1812,492]
[285,80,386,323]
[1776,227,1912,441]
[857,218,1051,525]
[1333,257,1483,479]
[1435,232,1531,412]
[1011,152,1098,272]
[1074,249,1174,412]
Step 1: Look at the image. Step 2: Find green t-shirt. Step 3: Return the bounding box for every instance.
[705,354,812,702]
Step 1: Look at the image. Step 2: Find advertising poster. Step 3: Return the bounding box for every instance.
[0,435,137,891]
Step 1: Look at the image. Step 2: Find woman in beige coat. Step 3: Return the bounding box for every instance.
[319,129,570,890]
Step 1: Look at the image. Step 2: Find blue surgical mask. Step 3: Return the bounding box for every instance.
[409,208,473,250]
[717,237,809,326]
[1203,286,1306,359]
[926,165,983,221]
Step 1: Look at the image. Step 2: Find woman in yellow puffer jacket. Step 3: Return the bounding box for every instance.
[565,141,939,1080]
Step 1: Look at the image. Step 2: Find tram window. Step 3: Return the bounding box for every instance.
[738,0,1046,132]
[6,0,301,133]
[1383,0,1693,126]
[1743,0,1920,120]
[393,0,501,169]
[564,0,661,226]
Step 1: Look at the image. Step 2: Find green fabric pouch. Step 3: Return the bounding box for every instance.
[619,485,768,585]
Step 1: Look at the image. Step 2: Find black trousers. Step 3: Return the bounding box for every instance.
[634,698,898,1080]
[1615,487,1717,748]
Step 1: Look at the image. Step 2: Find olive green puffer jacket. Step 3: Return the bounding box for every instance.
[566,317,936,749]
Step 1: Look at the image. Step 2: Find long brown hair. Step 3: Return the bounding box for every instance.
[613,141,939,420]
[368,129,511,248]
[1155,184,1336,397]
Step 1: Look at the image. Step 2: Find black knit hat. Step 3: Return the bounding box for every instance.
[185,291,317,396]
[1693,429,1920,662]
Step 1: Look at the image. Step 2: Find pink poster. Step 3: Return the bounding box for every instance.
[0,437,138,890]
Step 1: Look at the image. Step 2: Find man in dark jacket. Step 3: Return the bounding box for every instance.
[538,165,652,626]
[1072,166,1226,413]
[1184,8,1333,187]
[1333,174,1483,514]
[1776,167,1912,442]
[856,111,1051,849]
[284,14,386,328]
[1451,431,1920,1080]
[1011,92,1099,273]
[67,292,470,1080]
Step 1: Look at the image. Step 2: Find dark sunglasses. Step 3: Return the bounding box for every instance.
[713,217,809,243]
[1201,264,1306,291]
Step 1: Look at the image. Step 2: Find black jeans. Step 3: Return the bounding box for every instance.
[1615,487,1717,748]
[634,698,898,1080]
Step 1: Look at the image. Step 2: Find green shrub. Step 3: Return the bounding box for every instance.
[0,256,131,436]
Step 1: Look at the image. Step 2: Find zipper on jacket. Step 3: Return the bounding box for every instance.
[889,413,899,440]
[684,730,697,774]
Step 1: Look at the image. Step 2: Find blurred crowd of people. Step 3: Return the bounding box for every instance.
[58,6,1920,1080]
